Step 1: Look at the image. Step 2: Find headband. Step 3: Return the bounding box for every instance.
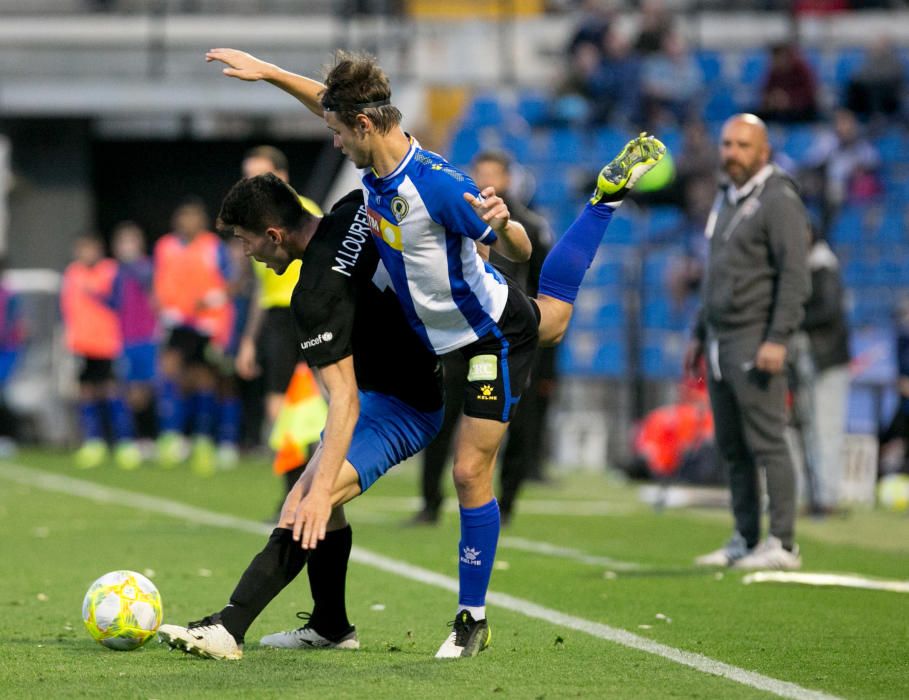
[323,97,391,112]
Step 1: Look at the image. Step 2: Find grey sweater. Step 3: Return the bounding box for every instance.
[694,164,811,343]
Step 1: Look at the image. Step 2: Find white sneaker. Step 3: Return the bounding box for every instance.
[732,536,801,571]
[158,617,243,660]
[694,532,752,567]
[259,613,359,649]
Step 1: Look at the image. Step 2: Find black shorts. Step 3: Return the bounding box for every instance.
[77,357,115,385]
[458,286,540,423]
[165,326,212,367]
[257,307,299,394]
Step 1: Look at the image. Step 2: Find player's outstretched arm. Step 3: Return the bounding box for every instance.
[206,48,326,118]
[464,188,531,263]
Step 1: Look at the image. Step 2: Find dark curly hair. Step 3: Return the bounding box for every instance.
[217,173,313,237]
[321,50,403,134]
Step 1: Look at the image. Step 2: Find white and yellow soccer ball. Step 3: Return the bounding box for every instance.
[82,570,163,650]
[877,473,909,513]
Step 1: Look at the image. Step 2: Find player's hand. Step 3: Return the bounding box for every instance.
[235,336,260,380]
[291,488,332,550]
[755,341,787,374]
[464,187,511,235]
[683,339,705,380]
[205,48,275,82]
[278,478,305,528]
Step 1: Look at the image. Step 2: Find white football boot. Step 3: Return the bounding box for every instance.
[158,616,243,660]
[694,532,753,567]
[732,536,802,571]
[260,612,359,650]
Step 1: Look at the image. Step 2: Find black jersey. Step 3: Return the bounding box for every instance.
[290,191,443,413]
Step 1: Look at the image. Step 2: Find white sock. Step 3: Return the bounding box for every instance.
[457,605,486,621]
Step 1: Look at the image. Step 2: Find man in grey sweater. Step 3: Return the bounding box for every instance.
[684,113,810,570]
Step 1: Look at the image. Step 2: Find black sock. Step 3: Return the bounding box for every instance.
[306,525,352,639]
[218,527,309,643]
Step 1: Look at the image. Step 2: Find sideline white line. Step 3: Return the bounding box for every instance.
[499,535,645,571]
[0,463,840,700]
[356,495,634,517]
[743,572,909,594]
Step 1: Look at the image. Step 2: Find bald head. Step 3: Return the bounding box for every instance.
[720,113,770,187]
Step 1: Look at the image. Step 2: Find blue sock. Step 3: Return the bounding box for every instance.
[157,378,185,434]
[458,498,500,609]
[217,397,241,446]
[78,400,104,441]
[192,391,218,439]
[107,396,135,441]
[537,202,615,304]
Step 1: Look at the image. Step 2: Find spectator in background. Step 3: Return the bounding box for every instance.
[789,229,851,516]
[235,146,327,497]
[845,37,905,124]
[800,108,881,235]
[62,235,140,470]
[587,28,642,127]
[879,296,909,478]
[112,221,158,457]
[640,31,703,128]
[634,0,673,55]
[412,150,554,526]
[153,198,234,475]
[759,42,819,124]
[676,118,719,221]
[567,0,613,61]
[0,258,23,452]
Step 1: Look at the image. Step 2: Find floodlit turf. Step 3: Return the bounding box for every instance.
[1,448,907,699]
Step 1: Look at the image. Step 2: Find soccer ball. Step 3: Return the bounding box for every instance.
[877,474,909,513]
[82,570,163,650]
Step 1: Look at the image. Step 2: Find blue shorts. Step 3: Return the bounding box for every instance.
[0,350,18,384]
[346,391,443,493]
[121,342,157,383]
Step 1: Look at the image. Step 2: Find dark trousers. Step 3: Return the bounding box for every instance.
[707,332,797,549]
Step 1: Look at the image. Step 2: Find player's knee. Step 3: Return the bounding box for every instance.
[452,459,494,493]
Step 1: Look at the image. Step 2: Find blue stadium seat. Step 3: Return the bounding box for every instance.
[695,50,723,85]
[527,128,585,164]
[557,329,626,377]
[783,124,818,163]
[874,129,904,164]
[463,95,505,128]
[739,50,768,84]
[601,215,636,245]
[834,48,865,86]
[593,127,631,162]
[647,205,685,235]
[448,128,482,165]
[704,87,738,122]
[516,92,549,127]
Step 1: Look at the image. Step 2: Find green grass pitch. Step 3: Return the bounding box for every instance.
[1,448,907,699]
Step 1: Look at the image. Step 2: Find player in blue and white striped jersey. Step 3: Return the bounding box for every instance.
[207,47,665,659]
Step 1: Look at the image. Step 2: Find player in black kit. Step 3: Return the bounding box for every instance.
[158,174,445,659]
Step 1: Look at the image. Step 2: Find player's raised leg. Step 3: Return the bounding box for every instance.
[536,134,666,346]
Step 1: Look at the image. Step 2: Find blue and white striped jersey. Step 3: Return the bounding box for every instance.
[361,138,510,354]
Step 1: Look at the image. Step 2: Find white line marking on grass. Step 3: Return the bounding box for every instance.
[499,535,645,571]
[0,463,841,700]
[356,495,634,517]
[743,571,909,593]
